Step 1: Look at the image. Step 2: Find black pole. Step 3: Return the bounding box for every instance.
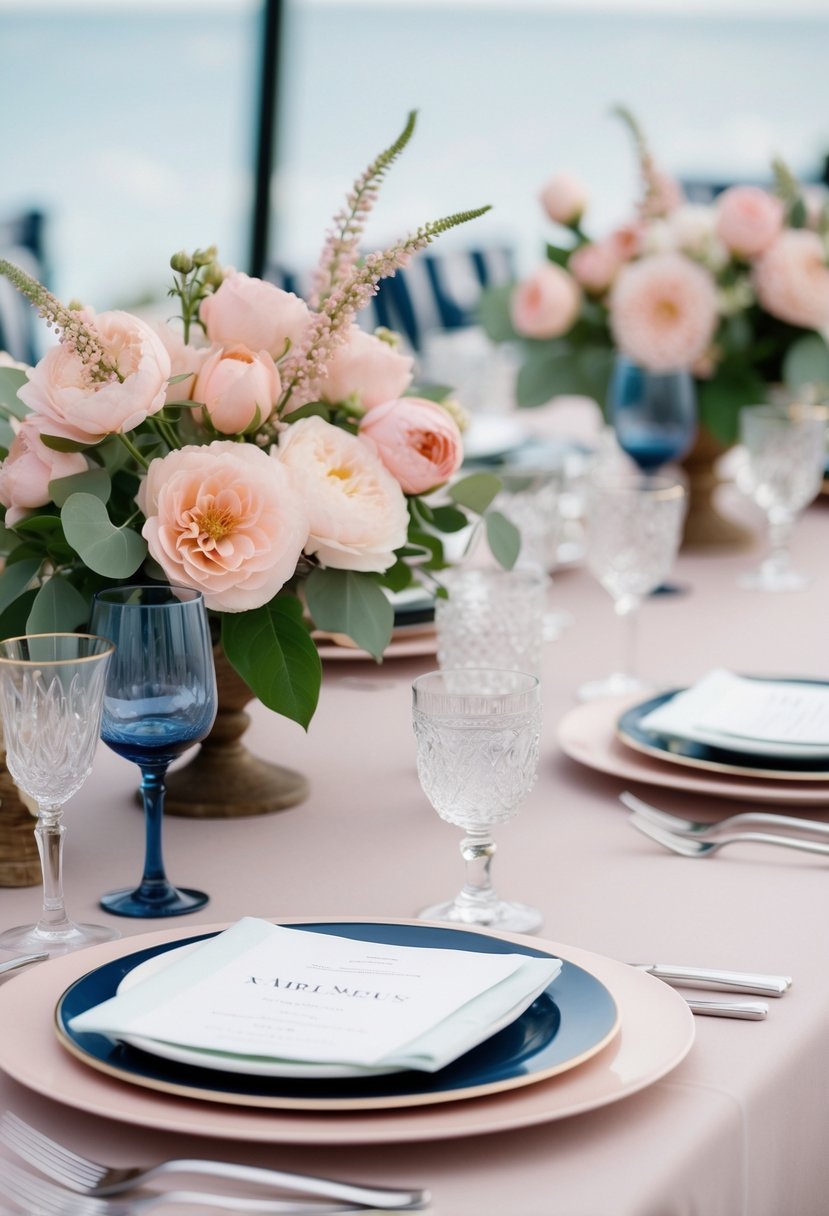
[249,0,282,277]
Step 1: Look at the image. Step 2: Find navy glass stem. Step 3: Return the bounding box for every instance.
[134,765,175,904]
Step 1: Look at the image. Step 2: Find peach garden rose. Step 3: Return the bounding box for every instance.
[0,416,86,526]
[511,263,581,340]
[200,270,312,361]
[141,441,309,612]
[193,344,280,434]
[316,326,414,412]
[358,396,463,494]
[276,415,409,573]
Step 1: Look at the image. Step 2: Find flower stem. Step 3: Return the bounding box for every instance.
[116,431,150,470]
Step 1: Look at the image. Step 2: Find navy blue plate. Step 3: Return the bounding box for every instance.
[618,684,829,779]
[55,922,619,1111]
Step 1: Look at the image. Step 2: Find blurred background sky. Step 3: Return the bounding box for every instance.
[1,0,828,332]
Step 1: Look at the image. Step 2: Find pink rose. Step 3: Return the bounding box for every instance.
[715,186,784,259]
[511,264,581,339]
[200,271,311,360]
[277,416,408,573]
[0,416,87,526]
[141,441,308,613]
[316,327,414,412]
[193,345,280,434]
[539,172,588,226]
[609,223,645,263]
[18,311,171,444]
[153,321,210,405]
[610,252,719,372]
[569,241,620,295]
[753,230,829,331]
[359,397,463,494]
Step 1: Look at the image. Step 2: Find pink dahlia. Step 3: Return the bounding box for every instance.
[609,253,719,372]
[753,230,829,331]
[715,186,784,260]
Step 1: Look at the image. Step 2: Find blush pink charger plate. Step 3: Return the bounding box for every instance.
[558,697,829,807]
[0,919,693,1146]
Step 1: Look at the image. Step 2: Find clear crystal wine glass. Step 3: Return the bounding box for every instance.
[579,476,686,700]
[436,568,548,679]
[0,633,119,957]
[412,668,543,934]
[737,403,827,592]
[90,585,217,917]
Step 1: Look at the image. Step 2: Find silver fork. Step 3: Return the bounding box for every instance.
[0,1113,428,1209]
[629,813,829,859]
[620,790,829,839]
[0,1159,372,1216]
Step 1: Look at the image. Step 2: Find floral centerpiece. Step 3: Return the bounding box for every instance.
[481,108,829,444]
[0,113,517,732]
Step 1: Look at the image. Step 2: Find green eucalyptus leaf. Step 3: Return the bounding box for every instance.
[221,596,321,730]
[0,587,37,640]
[429,504,471,534]
[0,367,28,419]
[478,284,517,343]
[782,333,829,391]
[40,433,99,454]
[0,418,15,448]
[305,568,394,661]
[168,371,196,386]
[377,559,413,594]
[0,557,40,614]
[449,472,501,514]
[26,576,89,634]
[485,509,521,570]
[12,514,62,537]
[0,523,21,555]
[281,401,332,423]
[404,382,453,403]
[49,468,111,507]
[61,493,147,578]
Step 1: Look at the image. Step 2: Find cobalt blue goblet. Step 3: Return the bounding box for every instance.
[91,585,217,917]
[609,354,697,474]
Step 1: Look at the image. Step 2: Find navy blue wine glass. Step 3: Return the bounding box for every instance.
[609,354,697,474]
[91,585,217,917]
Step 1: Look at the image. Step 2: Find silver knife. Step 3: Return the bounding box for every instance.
[686,997,768,1020]
[632,964,791,998]
[0,953,48,977]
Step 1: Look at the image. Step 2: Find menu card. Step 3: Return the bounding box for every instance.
[641,669,829,748]
[69,918,561,1073]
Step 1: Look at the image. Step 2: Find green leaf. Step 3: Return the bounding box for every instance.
[782,333,829,391]
[377,559,414,593]
[515,343,613,410]
[428,504,469,533]
[0,557,40,614]
[0,587,37,640]
[0,367,28,419]
[167,371,196,386]
[221,596,321,730]
[280,401,332,423]
[698,368,768,446]
[404,529,447,570]
[0,418,15,448]
[13,514,62,537]
[26,576,89,634]
[545,242,574,268]
[94,437,131,474]
[0,523,21,555]
[477,284,517,343]
[404,382,453,403]
[61,493,147,578]
[449,472,501,514]
[40,433,99,454]
[485,509,521,570]
[305,568,394,661]
[49,467,111,507]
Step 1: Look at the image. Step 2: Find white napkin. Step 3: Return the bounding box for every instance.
[69,918,560,1074]
[640,669,829,757]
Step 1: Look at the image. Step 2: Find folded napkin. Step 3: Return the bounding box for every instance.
[69,918,560,1074]
[640,669,829,753]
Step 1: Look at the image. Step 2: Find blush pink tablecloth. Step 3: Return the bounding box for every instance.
[1,489,828,1216]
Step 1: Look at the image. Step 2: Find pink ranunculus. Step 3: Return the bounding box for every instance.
[140,441,308,613]
[18,311,171,444]
[610,252,719,372]
[153,320,210,405]
[510,264,582,339]
[359,397,463,495]
[0,416,87,526]
[569,241,620,295]
[193,345,280,434]
[539,172,589,226]
[715,186,785,260]
[276,415,408,573]
[316,326,414,412]
[200,271,312,360]
[753,229,829,331]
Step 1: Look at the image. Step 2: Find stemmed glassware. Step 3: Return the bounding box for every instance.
[0,633,118,957]
[610,354,697,474]
[737,403,827,592]
[90,585,217,917]
[579,476,686,701]
[412,668,543,934]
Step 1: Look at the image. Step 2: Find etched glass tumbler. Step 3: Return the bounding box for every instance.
[580,476,686,701]
[436,568,548,680]
[0,633,118,957]
[738,403,827,592]
[412,668,543,934]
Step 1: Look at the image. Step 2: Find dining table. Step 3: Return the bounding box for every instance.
[0,472,828,1216]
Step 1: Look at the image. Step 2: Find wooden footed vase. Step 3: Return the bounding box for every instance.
[163,647,309,819]
[0,745,40,887]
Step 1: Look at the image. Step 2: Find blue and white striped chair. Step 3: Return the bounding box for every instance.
[0,210,48,365]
